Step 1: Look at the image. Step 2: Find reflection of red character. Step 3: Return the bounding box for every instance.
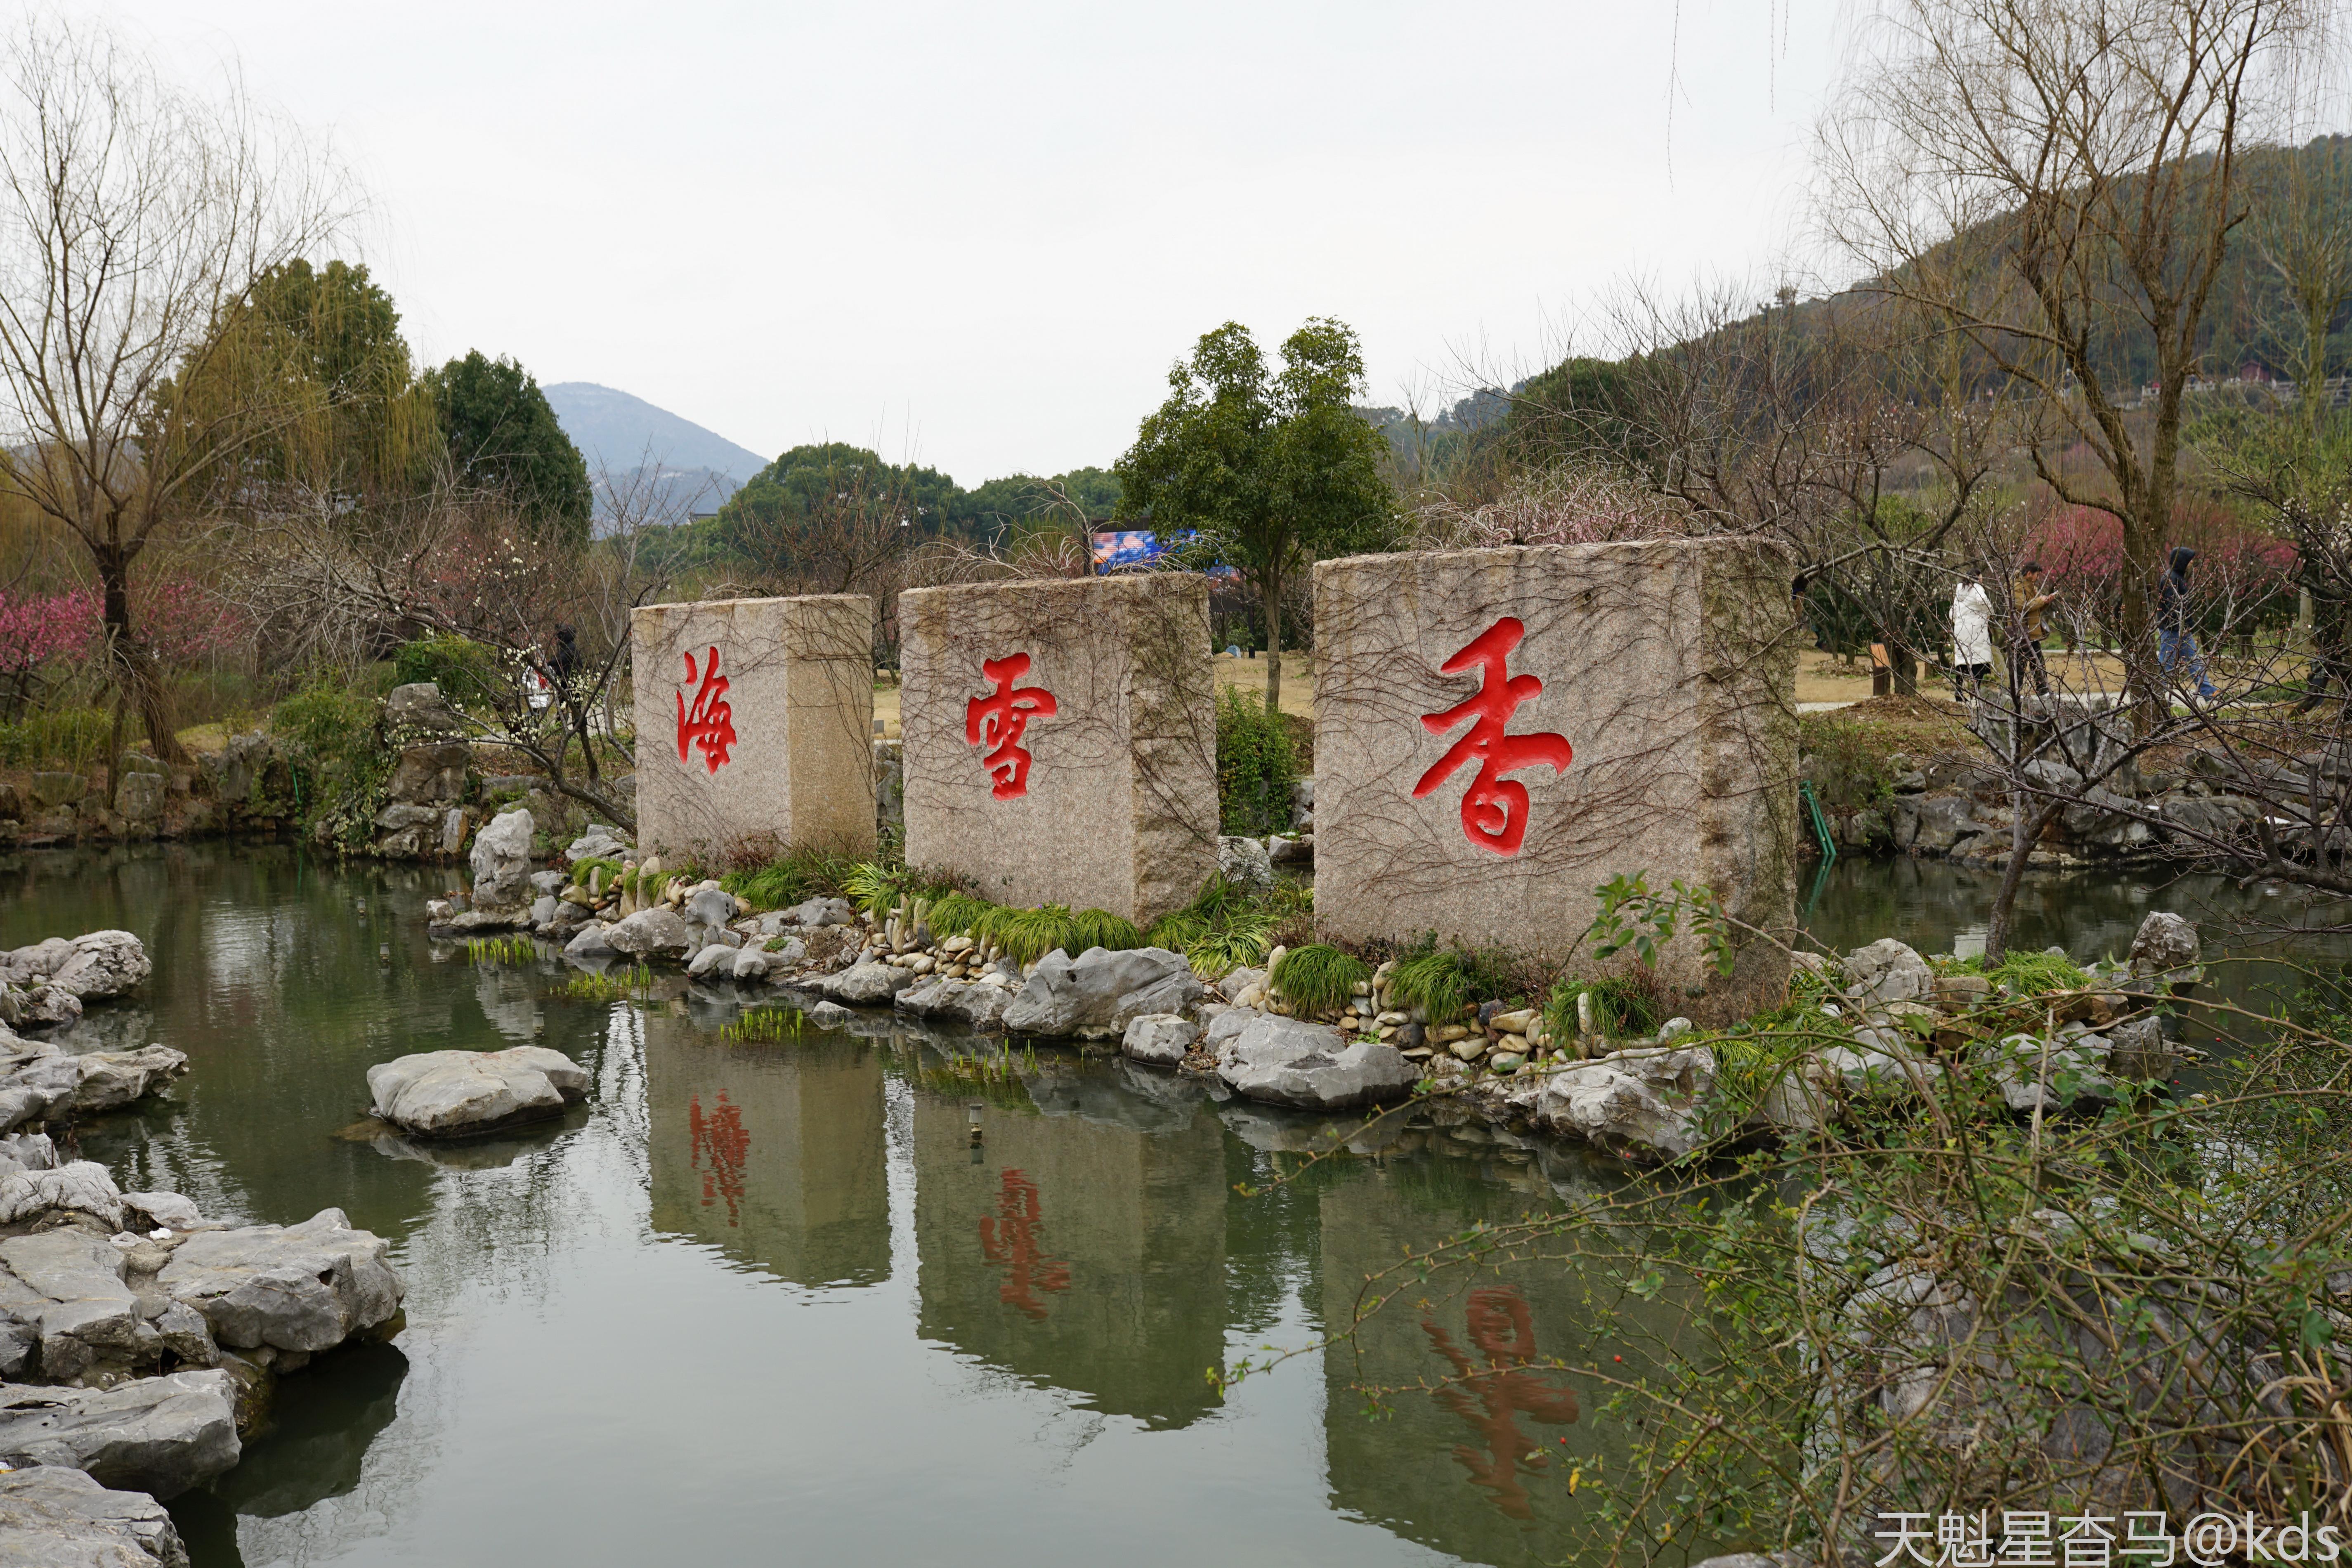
[674,646,738,774]
[690,1090,750,1228]
[1413,617,1572,856]
[977,1167,1071,1320]
[1422,1287,1581,1520]
[964,653,1058,800]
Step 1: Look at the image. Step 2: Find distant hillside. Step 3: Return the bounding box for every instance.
[543,383,769,480]
[543,382,771,529]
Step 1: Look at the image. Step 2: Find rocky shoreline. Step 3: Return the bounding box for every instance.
[0,927,406,1566]
[420,805,2206,1169]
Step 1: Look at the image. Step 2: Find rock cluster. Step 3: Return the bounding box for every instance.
[0,931,152,1031]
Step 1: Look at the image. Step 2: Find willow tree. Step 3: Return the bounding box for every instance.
[1116,318,1396,713]
[1814,0,2343,716]
[0,17,347,762]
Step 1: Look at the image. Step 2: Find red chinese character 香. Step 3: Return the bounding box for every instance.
[674,646,737,774]
[965,652,1058,800]
[1413,616,1572,856]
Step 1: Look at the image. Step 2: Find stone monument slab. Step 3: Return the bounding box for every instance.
[1313,540,1797,1023]
[900,575,1216,924]
[631,595,876,863]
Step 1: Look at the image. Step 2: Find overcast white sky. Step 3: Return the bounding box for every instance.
[89,0,1846,484]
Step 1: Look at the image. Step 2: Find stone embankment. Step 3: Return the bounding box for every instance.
[433,809,2209,1170]
[1806,727,2338,867]
[0,926,407,1564]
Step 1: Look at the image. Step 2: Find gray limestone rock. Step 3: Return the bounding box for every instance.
[725,948,771,981]
[683,888,738,930]
[562,923,618,961]
[1215,1015,1415,1109]
[782,896,855,928]
[821,962,919,1007]
[0,1464,190,1566]
[1122,1013,1197,1067]
[894,978,1010,1030]
[1002,947,1205,1039]
[2106,1015,2176,1080]
[383,681,464,735]
[2128,911,2201,979]
[602,907,694,959]
[467,807,536,913]
[684,943,735,978]
[563,825,630,862]
[112,774,165,825]
[1841,938,1934,1006]
[1531,1046,1717,1164]
[0,1372,239,1499]
[806,1000,856,1027]
[158,1209,403,1354]
[366,1046,588,1138]
[0,1164,123,1233]
[1216,835,1273,892]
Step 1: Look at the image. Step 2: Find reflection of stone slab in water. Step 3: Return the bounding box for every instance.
[912,1078,1226,1428]
[646,1020,888,1289]
[1316,1171,1658,1566]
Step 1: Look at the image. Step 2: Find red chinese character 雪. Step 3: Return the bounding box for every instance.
[1413,616,1572,856]
[674,646,737,774]
[965,652,1057,800]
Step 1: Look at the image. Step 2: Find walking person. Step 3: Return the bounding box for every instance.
[2010,561,2058,697]
[1950,569,1995,701]
[2295,533,2351,713]
[2156,546,2218,701]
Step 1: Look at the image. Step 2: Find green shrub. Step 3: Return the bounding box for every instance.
[1797,713,1896,814]
[0,706,112,770]
[1215,686,1297,836]
[1143,872,1302,972]
[1544,973,1665,1042]
[1387,935,1524,1022]
[721,847,858,910]
[1066,908,1143,955]
[1988,949,2089,996]
[393,635,501,710]
[1270,944,1370,1014]
[271,679,392,849]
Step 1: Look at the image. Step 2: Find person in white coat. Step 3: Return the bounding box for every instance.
[1950,570,1995,699]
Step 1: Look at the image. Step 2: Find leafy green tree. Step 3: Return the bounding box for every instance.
[424,351,592,541]
[1117,318,1396,712]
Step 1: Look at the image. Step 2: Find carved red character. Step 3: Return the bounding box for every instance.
[1422,1287,1582,1520]
[964,652,1058,800]
[1413,616,1572,856]
[674,646,737,774]
[977,1168,1071,1321]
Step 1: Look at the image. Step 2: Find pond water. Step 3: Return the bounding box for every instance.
[4,842,2341,1568]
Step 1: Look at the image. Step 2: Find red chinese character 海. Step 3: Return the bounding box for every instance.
[964,652,1058,800]
[1412,616,1572,857]
[1422,1287,1581,1520]
[674,646,737,774]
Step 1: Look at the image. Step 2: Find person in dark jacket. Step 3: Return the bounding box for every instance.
[2295,532,2351,713]
[2156,546,2217,700]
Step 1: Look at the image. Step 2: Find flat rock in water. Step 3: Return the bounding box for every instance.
[602,908,693,959]
[157,1209,403,1354]
[0,1464,190,1566]
[366,1046,588,1138]
[1002,947,1204,1039]
[1215,1015,1415,1109]
[0,1164,123,1233]
[0,1371,240,1499]
[563,923,618,961]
